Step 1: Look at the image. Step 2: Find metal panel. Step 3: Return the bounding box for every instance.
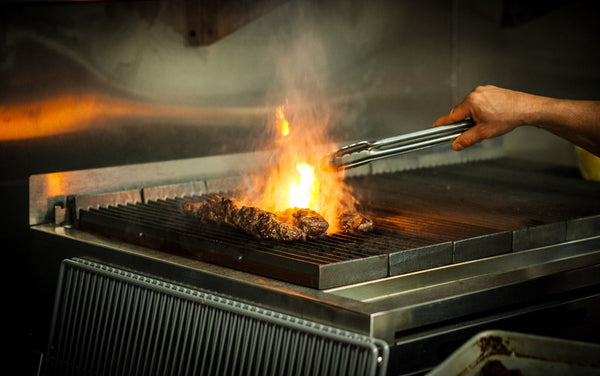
[513,222,567,252]
[389,242,453,276]
[566,215,600,241]
[28,151,273,226]
[33,225,600,347]
[44,258,389,376]
[453,231,512,263]
[142,181,207,203]
[73,189,142,219]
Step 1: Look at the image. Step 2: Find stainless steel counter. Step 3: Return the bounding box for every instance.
[31,224,600,344]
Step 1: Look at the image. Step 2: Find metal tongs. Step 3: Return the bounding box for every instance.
[323,119,475,171]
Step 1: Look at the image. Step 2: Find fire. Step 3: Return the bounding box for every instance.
[250,101,356,234]
[288,162,317,208]
[277,106,290,137]
[276,108,318,208]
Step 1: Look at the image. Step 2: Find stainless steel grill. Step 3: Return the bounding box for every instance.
[71,158,600,289]
[30,156,600,375]
[44,258,389,376]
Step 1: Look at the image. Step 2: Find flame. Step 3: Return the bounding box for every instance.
[277,106,290,137]
[249,101,356,234]
[288,162,317,208]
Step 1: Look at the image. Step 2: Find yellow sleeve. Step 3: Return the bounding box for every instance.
[576,146,600,181]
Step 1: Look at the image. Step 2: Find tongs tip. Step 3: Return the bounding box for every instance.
[319,153,344,172]
[320,140,371,172]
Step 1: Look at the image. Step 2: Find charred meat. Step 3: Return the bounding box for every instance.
[278,208,329,239]
[184,194,328,241]
[184,194,304,241]
[337,211,374,233]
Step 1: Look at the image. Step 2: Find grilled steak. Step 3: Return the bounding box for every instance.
[184,194,328,241]
[337,211,374,233]
[278,208,329,239]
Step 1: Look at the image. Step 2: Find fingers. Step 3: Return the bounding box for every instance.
[452,123,487,151]
[433,99,472,127]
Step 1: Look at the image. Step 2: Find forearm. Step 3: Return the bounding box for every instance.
[526,97,600,156]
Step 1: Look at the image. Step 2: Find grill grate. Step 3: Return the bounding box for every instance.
[78,196,399,289]
[76,159,600,289]
[44,258,389,376]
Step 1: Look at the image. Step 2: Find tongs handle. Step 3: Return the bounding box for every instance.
[325,119,475,170]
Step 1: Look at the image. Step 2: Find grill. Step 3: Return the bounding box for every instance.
[73,158,600,289]
[30,155,600,375]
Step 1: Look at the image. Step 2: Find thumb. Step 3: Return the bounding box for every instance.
[451,123,486,151]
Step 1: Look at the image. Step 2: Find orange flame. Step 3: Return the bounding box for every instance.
[277,106,290,137]
[288,162,317,208]
[249,101,356,233]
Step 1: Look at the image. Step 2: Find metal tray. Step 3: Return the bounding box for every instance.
[427,330,600,376]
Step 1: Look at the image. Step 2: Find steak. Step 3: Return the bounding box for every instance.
[337,211,374,233]
[278,208,329,239]
[184,194,328,241]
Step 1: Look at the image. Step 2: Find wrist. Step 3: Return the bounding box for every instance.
[518,92,557,128]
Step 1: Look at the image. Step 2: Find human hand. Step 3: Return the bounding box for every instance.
[433,85,531,151]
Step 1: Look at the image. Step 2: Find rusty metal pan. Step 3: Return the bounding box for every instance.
[427,330,600,376]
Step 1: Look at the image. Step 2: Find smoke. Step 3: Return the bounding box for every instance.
[234,2,363,232]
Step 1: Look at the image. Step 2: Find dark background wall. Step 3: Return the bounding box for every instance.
[1,0,599,369]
